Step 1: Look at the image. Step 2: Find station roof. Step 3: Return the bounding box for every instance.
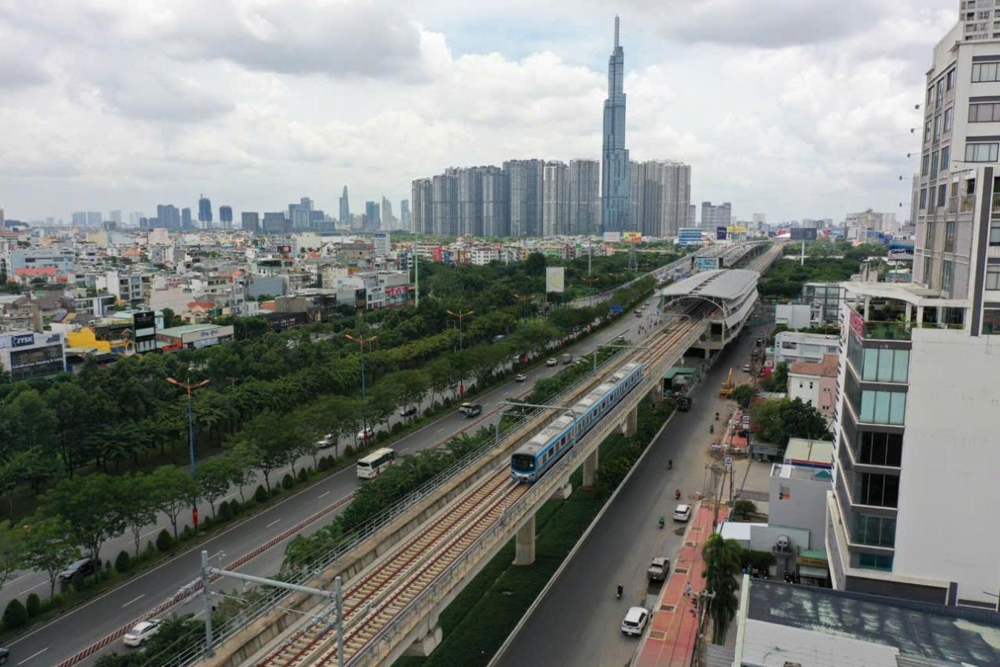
[659,269,758,303]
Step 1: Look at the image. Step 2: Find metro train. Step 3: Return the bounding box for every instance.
[510,362,645,483]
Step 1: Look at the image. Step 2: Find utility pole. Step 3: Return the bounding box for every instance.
[447,310,474,397]
[166,376,210,528]
[345,333,378,442]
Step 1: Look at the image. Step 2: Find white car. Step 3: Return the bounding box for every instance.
[621,606,649,637]
[546,358,558,367]
[357,426,375,443]
[124,619,162,647]
[514,373,527,382]
[673,504,692,522]
[315,433,335,449]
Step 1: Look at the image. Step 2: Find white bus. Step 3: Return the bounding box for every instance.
[356,447,396,479]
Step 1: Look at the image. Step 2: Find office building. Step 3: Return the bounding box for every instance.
[400,199,412,231]
[601,16,630,232]
[505,159,544,237]
[71,212,87,227]
[109,210,122,224]
[86,212,101,226]
[412,179,433,235]
[339,186,350,223]
[690,204,697,226]
[219,205,233,229]
[365,201,381,231]
[290,197,313,231]
[241,212,260,233]
[381,197,395,228]
[701,201,731,230]
[181,207,193,229]
[629,160,692,238]
[0,331,65,380]
[261,212,287,234]
[568,159,600,236]
[542,161,569,237]
[198,195,212,228]
[846,208,896,239]
[155,204,181,230]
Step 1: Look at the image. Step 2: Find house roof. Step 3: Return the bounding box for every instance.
[790,353,839,378]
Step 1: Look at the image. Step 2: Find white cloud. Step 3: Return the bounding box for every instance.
[0,0,958,224]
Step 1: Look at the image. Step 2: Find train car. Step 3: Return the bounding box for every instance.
[511,362,644,483]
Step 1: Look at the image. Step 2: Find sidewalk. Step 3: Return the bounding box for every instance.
[633,503,726,667]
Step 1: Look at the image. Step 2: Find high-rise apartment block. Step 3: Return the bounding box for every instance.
[381,197,395,228]
[155,204,181,230]
[71,212,87,227]
[569,159,601,236]
[826,5,1000,611]
[505,159,544,238]
[628,160,692,238]
[86,212,101,226]
[601,16,630,232]
[542,161,569,236]
[219,205,233,229]
[400,199,412,231]
[198,196,212,228]
[182,207,192,229]
[290,197,313,231]
[365,201,381,231]
[846,209,896,239]
[701,201,732,230]
[412,179,433,235]
[241,212,260,233]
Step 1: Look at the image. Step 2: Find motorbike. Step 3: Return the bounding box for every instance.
[616,584,623,600]
[715,412,719,421]
[675,489,681,500]
[659,516,665,529]
[709,424,714,434]
[668,459,673,470]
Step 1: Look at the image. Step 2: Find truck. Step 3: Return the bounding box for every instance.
[560,353,572,365]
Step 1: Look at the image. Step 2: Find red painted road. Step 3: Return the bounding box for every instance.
[634,503,727,667]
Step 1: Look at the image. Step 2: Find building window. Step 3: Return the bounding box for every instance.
[925,120,932,143]
[856,472,900,508]
[861,347,910,383]
[852,514,896,548]
[859,390,906,425]
[931,151,940,178]
[983,308,1000,334]
[941,145,950,170]
[947,69,957,90]
[969,102,1000,122]
[965,142,1000,161]
[855,430,904,467]
[934,114,942,140]
[919,188,928,210]
[921,154,929,176]
[945,220,957,252]
[926,220,936,250]
[858,553,894,571]
[987,266,1000,290]
[938,184,948,208]
[972,62,1000,82]
[936,79,945,107]
[929,187,937,210]
[923,256,932,283]
[942,259,955,293]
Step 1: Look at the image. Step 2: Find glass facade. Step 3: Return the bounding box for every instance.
[852,513,897,548]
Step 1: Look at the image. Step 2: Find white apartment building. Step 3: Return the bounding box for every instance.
[773,331,841,365]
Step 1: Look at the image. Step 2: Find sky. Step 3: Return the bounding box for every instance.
[0,0,958,224]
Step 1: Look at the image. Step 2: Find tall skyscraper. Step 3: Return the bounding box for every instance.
[241,212,260,233]
[431,173,458,236]
[198,195,212,228]
[71,212,87,227]
[412,179,433,235]
[628,161,691,238]
[381,197,395,228]
[504,159,544,237]
[400,199,412,231]
[219,205,233,229]
[86,212,101,226]
[701,201,732,230]
[181,207,192,229]
[290,197,313,231]
[481,167,509,238]
[456,168,483,236]
[568,159,601,236]
[601,16,630,232]
[156,204,181,230]
[109,210,122,224]
[339,186,350,223]
[365,201,381,231]
[542,161,569,237]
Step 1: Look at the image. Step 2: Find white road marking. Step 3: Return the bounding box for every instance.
[318,491,330,499]
[17,648,47,665]
[266,519,281,529]
[121,594,145,608]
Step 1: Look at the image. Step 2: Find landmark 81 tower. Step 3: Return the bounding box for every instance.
[601,16,629,232]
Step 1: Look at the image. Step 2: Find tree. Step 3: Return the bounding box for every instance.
[196,456,238,519]
[149,465,200,540]
[20,516,79,598]
[730,384,758,410]
[0,520,25,591]
[750,398,831,449]
[231,419,293,493]
[731,499,758,522]
[40,474,127,562]
[702,533,742,643]
[761,361,788,392]
[121,474,157,557]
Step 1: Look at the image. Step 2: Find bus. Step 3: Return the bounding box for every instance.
[357,447,396,479]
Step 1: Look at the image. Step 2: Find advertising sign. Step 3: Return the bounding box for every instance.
[695,257,721,272]
[622,231,642,244]
[727,225,746,234]
[545,266,565,293]
[716,226,727,241]
[277,244,292,255]
[790,228,818,241]
[602,231,622,243]
[11,334,33,348]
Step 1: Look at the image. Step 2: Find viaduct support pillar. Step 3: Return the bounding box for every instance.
[622,406,638,438]
[583,449,599,489]
[513,514,536,566]
[404,617,442,657]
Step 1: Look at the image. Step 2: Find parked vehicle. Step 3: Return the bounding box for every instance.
[58,557,99,582]
[459,402,482,417]
[491,334,506,343]
[399,405,418,417]
[546,358,558,367]
[124,619,162,647]
[647,557,670,582]
[673,504,692,522]
[621,606,649,636]
[560,353,572,365]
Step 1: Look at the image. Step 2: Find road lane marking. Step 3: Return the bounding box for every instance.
[436,427,445,433]
[266,519,281,529]
[318,491,330,499]
[17,648,47,665]
[121,594,145,608]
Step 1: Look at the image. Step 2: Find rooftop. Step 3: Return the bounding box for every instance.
[742,579,1000,666]
[784,438,834,467]
[158,323,225,336]
[790,353,840,378]
[659,269,758,302]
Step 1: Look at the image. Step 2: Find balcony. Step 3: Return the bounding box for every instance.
[950,194,975,214]
[993,193,1000,215]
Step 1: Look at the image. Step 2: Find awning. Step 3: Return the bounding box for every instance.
[799,565,829,579]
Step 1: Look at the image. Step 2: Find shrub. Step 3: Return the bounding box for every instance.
[156,529,175,552]
[115,550,131,573]
[271,487,281,497]
[344,445,355,458]
[146,540,156,555]
[297,468,309,484]
[318,457,330,472]
[3,598,28,629]
[218,501,233,522]
[391,422,404,434]
[739,548,775,575]
[25,593,40,618]
[228,499,242,515]
[254,485,268,503]
[282,473,295,490]
[180,525,195,541]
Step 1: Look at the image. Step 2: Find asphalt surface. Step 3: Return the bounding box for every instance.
[3,297,659,667]
[495,325,763,667]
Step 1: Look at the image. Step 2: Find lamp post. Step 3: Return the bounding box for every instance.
[166,376,211,528]
[447,309,474,396]
[345,333,377,443]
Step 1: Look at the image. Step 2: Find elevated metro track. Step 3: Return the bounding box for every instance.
[237,306,713,667]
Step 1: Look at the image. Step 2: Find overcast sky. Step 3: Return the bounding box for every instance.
[0,0,957,224]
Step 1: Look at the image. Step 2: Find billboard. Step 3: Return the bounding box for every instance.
[277,244,292,255]
[716,226,727,241]
[602,231,622,243]
[545,266,565,293]
[622,231,642,244]
[695,257,721,272]
[789,228,818,241]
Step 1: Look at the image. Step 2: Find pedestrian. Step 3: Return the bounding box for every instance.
[684,583,692,597]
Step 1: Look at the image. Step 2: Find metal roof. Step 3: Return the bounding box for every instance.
[746,579,1000,666]
[658,269,758,302]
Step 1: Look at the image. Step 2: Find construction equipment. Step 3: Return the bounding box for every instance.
[719,368,734,398]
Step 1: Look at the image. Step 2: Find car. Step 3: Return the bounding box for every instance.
[743,364,751,373]
[621,606,649,637]
[399,405,418,417]
[315,433,336,449]
[673,504,692,522]
[615,334,627,343]
[647,556,670,582]
[459,402,482,417]
[514,373,527,382]
[0,646,8,665]
[357,426,375,443]
[58,557,99,581]
[123,619,162,648]
[546,358,558,367]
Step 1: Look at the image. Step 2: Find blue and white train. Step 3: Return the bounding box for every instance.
[510,362,645,483]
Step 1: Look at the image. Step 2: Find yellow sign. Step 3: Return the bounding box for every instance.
[727,226,746,234]
[622,231,642,243]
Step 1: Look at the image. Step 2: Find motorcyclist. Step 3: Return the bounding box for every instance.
[675,488,681,500]
[617,582,624,599]
[668,459,673,470]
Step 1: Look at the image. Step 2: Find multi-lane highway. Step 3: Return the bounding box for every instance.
[3,296,659,667]
[495,325,763,667]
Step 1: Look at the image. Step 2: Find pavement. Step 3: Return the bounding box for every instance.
[494,325,763,667]
[2,295,661,667]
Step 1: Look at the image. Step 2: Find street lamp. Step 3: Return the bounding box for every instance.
[447,309,474,396]
[166,376,211,528]
[345,333,378,443]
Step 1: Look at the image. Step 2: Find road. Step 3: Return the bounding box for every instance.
[495,325,762,667]
[3,296,660,667]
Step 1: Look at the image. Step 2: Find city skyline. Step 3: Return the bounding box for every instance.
[0,2,955,222]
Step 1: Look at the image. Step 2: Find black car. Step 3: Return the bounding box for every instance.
[0,646,8,664]
[58,557,99,581]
